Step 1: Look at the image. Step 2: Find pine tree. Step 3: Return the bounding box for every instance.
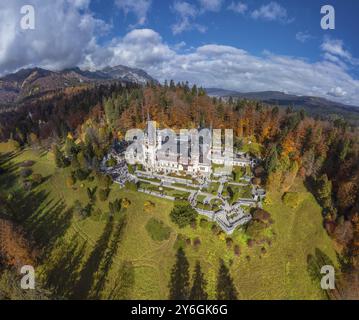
[189,262,208,300]
[52,144,64,168]
[216,260,238,300]
[168,248,190,300]
[265,144,278,175]
[317,174,333,211]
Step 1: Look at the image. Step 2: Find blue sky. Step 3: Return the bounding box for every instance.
[91,0,359,69]
[0,0,358,105]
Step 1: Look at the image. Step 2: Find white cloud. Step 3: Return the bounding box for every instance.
[115,0,152,27]
[171,1,206,35]
[198,0,224,12]
[84,29,175,70]
[251,2,293,23]
[328,87,347,98]
[228,2,248,14]
[82,29,359,105]
[1,1,359,108]
[72,0,91,9]
[0,0,109,74]
[296,31,314,43]
[321,37,359,66]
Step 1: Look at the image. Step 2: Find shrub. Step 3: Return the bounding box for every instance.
[66,175,76,188]
[145,218,171,242]
[282,192,301,208]
[234,245,241,256]
[247,239,255,248]
[122,198,131,209]
[32,173,43,184]
[20,168,32,178]
[226,238,233,248]
[252,209,271,224]
[218,231,226,241]
[211,224,220,235]
[190,220,197,229]
[144,200,155,212]
[193,237,201,248]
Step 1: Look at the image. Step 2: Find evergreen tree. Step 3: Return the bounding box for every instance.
[189,262,208,300]
[52,144,65,168]
[170,202,198,228]
[216,260,238,300]
[168,248,190,300]
[317,174,333,211]
[265,144,278,175]
[64,137,77,158]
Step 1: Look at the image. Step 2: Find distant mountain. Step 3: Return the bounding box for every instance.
[0,65,157,105]
[206,88,359,123]
[101,65,157,85]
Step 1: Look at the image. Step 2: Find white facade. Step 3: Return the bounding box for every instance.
[131,122,257,176]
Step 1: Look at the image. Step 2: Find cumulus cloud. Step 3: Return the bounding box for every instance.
[228,1,248,14]
[251,2,293,23]
[171,1,206,35]
[0,0,109,74]
[296,31,314,43]
[1,2,359,107]
[328,87,347,98]
[115,0,152,27]
[81,28,359,105]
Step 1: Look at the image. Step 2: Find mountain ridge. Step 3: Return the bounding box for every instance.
[205,87,359,124]
[205,88,359,110]
[0,65,157,105]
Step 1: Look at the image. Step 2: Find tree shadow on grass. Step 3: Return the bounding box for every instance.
[0,151,23,190]
[6,189,73,260]
[44,235,87,298]
[107,261,135,300]
[91,216,127,299]
[307,248,337,299]
[71,217,115,300]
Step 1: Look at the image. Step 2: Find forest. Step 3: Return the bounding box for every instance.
[0,81,358,299]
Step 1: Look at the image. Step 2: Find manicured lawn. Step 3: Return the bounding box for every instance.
[0,143,338,300]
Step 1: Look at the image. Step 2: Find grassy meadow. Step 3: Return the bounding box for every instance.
[0,142,338,300]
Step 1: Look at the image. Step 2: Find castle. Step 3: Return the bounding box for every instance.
[126,121,258,176]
